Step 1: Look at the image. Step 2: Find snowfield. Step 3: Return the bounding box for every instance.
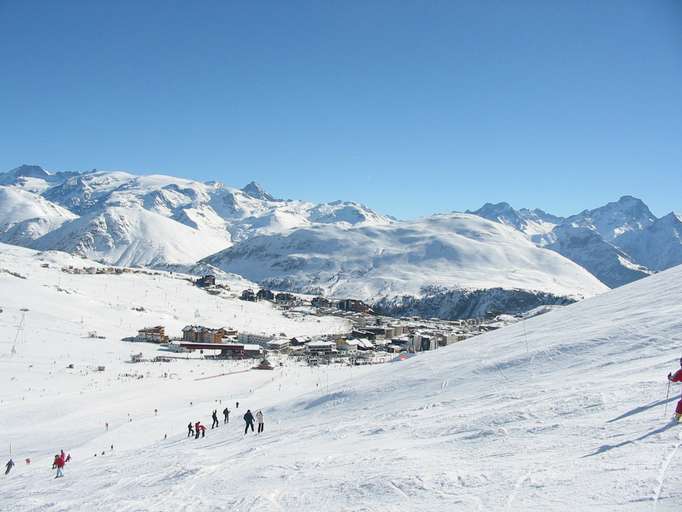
[203,213,607,301]
[2,244,682,510]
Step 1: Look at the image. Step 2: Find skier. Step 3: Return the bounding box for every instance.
[5,458,14,475]
[236,401,239,409]
[668,359,682,422]
[223,407,230,424]
[195,421,206,439]
[243,409,255,435]
[256,410,264,434]
[53,453,65,478]
[187,422,194,438]
[211,410,219,429]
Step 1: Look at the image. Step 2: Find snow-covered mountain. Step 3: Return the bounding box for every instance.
[0,165,393,267]
[0,186,77,245]
[2,163,679,319]
[616,213,682,271]
[3,237,682,510]
[467,196,680,288]
[467,202,561,242]
[203,213,607,314]
[565,195,656,242]
[546,224,652,288]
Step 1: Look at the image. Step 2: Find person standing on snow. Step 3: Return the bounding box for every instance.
[668,359,682,422]
[223,407,230,424]
[195,421,206,439]
[211,410,219,429]
[5,458,14,475]
[255,410,264,434]
[243,409,255,434]
[187,422,194,438]
[53,454,65,478]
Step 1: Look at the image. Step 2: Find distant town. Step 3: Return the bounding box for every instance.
[117,273,518,366]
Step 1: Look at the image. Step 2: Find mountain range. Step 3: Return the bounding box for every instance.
[1,164,680,318]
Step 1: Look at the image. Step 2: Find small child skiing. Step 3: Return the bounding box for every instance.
[5,458,14,475]
[187,422,194,438]
[668,359,682,422]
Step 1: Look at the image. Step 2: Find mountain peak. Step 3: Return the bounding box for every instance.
[9,164,50,179]
[241,181,275,201]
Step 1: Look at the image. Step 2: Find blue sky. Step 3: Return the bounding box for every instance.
[1,1,680,219]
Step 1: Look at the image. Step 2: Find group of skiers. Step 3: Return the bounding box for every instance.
[188,402,265,439]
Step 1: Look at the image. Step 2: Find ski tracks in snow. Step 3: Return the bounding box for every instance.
[652,431,682,508]
[505,469,533,511]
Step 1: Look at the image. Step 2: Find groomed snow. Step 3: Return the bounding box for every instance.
[2,245,682,510]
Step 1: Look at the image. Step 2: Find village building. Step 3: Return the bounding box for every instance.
[266,338,290,352]
[240,289,256,301]
[256,289,275,301]
[311,296,333,308]
[275,292,296,304]
[305,340,337,356]
[238,332,274,345]
[195,274,216,288]
[135,326,169,343]
[182,325,232,344]
[337,299,373,314]
[176,341,262,359]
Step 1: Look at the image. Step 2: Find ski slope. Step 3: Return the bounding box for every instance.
[2,245,682,510]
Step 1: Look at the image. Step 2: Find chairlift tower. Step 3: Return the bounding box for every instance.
[10,308,29,356]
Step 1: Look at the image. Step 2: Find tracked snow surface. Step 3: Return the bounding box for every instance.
[1,243,682,510]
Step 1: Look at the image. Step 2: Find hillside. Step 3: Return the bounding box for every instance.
[2,249,682,509]
[203,213,607,305]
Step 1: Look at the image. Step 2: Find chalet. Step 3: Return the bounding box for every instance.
[196,275,216,288]
[337,299,372,314]
[311,296,333,308]
[240,289,256,302]
[256,289,275,301]
[135,326,169,343]
[337,339,359,352]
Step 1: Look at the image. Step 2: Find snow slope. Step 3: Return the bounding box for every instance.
[2,248,682,509]
[204,213,607,301]
[0,186,77,245]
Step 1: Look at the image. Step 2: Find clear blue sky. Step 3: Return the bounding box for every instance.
[1,0,680,219]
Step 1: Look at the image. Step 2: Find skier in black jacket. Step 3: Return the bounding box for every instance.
[187,422,194,438]
[211,410,219,429]
[243,409,255,434]
[223,407,230,424]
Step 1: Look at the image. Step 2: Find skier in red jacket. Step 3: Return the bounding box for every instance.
[53,454,65,478]
[668,359,682,422]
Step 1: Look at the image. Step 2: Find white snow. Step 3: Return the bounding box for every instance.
[205,213,607,300]
[2,245,682,509]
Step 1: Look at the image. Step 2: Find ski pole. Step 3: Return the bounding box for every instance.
[664,379,671,417]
